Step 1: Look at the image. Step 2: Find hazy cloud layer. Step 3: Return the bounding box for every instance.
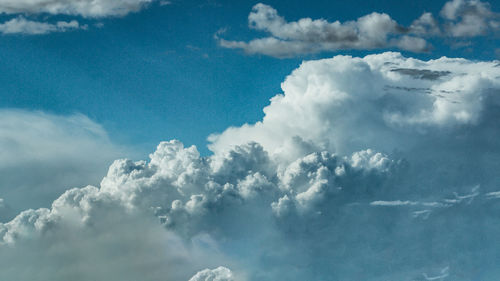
[219,0,500,57]
[0,110,127,219]
[2,53,500,280]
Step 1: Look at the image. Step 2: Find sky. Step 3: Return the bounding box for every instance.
[1,0,499,156]
[2,0,500,280]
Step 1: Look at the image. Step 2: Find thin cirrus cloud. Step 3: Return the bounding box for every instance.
[2,52,500,280]
[218,0,500,57]
[0,0,157,34]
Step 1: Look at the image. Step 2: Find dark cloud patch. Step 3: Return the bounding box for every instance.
[390,68,452,80]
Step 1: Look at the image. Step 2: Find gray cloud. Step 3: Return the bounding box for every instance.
[219,0,500,57]
[390,68,452,80]
[441,0,500,37]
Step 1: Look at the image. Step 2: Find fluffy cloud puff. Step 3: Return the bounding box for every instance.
[219,1,500,57]
[3,53,500,280]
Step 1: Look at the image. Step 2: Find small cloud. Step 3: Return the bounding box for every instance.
[0,0,157,18]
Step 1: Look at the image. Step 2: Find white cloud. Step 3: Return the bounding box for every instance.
[0,16,85,34]
[3,53,500,280]
[208,52,500,156]
[189,267,234,281]
[0,0,155,18]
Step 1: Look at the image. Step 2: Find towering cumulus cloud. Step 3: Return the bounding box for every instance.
[2,53,500,280]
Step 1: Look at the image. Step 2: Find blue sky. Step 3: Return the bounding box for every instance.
[1,0,499,156]
[3,1,500,280]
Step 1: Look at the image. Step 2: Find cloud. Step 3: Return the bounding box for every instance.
[189,267,234,281]
[0,0,159,34]
[3,53,500,280]
[219,1,500,57]
[441,0,500,37]
[0,0,155,18]
[0,109,128,219]
[0,186,232,281]
[208,52,500,156]
[0,16,86,34]
[218,3,430,57]
[409,12,441,36]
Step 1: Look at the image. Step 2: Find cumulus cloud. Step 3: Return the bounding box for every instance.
[0,16,85,34]
[0,109,128,218]
[219,1,500,57]
[3,53,500,280]
[209,52,500,157]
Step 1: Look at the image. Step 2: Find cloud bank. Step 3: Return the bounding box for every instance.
[2,53,500,280]
[219,0,500,57]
